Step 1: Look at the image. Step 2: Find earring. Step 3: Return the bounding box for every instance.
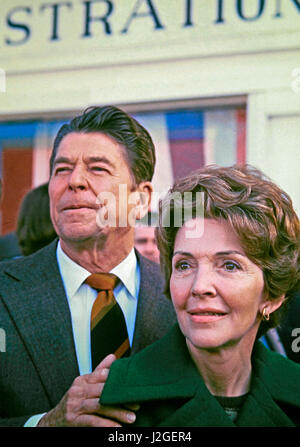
[262,307,270,321]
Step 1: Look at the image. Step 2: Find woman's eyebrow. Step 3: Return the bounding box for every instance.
[173,251,192,258]
[215,250,246,257]
[172,250,246,258]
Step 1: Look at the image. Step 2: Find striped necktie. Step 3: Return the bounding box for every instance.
[86,273,130,371]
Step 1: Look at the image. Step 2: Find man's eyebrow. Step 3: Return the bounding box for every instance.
[53,156,73,166]
[87,156,114,167]
[53,155,115,168]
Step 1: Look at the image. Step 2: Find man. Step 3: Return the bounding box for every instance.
[134,212,160,264]
[0,106,175,427]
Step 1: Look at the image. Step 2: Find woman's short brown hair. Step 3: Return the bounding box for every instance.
[156,165,300,335]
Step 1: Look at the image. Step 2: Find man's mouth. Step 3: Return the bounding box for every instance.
[63,204,98,211]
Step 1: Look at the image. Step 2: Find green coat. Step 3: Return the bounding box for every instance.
[101,324,300,427]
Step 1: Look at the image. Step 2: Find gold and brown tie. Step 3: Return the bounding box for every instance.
[86,273,130,370]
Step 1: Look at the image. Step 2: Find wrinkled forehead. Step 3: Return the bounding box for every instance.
[53,131,135,178]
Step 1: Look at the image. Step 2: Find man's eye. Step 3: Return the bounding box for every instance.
[55,166,71,174]
[90,166,107,173]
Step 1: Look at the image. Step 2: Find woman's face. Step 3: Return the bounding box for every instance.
[170,218,277,355]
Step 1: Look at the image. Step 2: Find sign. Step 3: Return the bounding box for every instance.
[0,0,299,73]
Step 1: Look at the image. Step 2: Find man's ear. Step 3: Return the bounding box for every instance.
[135,182,153,221]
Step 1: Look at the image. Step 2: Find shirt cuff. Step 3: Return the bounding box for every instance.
[24,413,46,427]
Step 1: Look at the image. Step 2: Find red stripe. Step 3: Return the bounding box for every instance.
[236,108,246,165]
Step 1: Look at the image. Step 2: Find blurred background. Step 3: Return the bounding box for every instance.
[0,0,299,237]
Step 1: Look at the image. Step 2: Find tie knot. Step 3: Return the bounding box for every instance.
[85,273,119,291]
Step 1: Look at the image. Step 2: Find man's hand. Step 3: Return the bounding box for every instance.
[37,354,137,427]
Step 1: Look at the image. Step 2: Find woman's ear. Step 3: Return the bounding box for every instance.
[260,294,285,320]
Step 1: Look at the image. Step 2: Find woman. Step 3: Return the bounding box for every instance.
[101,165,300,427]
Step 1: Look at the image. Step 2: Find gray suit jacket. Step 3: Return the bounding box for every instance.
[0,239,176,427]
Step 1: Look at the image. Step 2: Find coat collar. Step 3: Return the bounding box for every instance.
[0,239,79,407]
[102,324,200,402]
[236,341,300,426]
[102,324,300,427]
[102,324,237,426]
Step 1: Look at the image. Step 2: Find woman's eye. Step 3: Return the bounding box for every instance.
[175,260,191,271]
[223,261,241,271]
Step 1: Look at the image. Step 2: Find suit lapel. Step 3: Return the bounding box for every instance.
[131,251,152,353]
[0,240,79,407]
[131,251,176,354]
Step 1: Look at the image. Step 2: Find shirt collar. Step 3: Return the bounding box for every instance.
[56,241,138,299]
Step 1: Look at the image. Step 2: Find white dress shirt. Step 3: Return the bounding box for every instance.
[25,242,140,426]
[57,242,140,375]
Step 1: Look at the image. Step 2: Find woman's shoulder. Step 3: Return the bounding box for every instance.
[256,341,300,373]
[254,341,300,405]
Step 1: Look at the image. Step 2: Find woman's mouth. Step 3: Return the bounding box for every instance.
[188,309,227,323]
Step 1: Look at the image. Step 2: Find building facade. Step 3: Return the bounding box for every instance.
[0,0,299,233]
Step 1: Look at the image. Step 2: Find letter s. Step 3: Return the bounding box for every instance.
[5,7,32,46]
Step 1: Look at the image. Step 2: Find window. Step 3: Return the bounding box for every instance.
[134,105,246,204]
[0,102,246,233]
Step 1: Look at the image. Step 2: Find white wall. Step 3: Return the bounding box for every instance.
[247,87,300,214]
[0,0,299,211]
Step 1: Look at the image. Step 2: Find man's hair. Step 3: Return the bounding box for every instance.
[50,105,156,185]
[156,164,300,336]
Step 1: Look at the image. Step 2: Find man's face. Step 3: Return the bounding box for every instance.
[49,132,145,245]
[134,225,160,263]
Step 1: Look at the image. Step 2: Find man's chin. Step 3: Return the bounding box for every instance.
[58,227,107,243]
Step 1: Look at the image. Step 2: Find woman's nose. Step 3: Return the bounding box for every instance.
[191,265,217,298]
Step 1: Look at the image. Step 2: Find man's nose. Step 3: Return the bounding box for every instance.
[191,265,217,298]
[68,165,88,190]
[146,242,153,252]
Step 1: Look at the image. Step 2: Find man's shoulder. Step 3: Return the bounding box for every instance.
[0,239,58,279]
[137,251,161,272]
[137,252,169,304]
[136,251,164,283]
